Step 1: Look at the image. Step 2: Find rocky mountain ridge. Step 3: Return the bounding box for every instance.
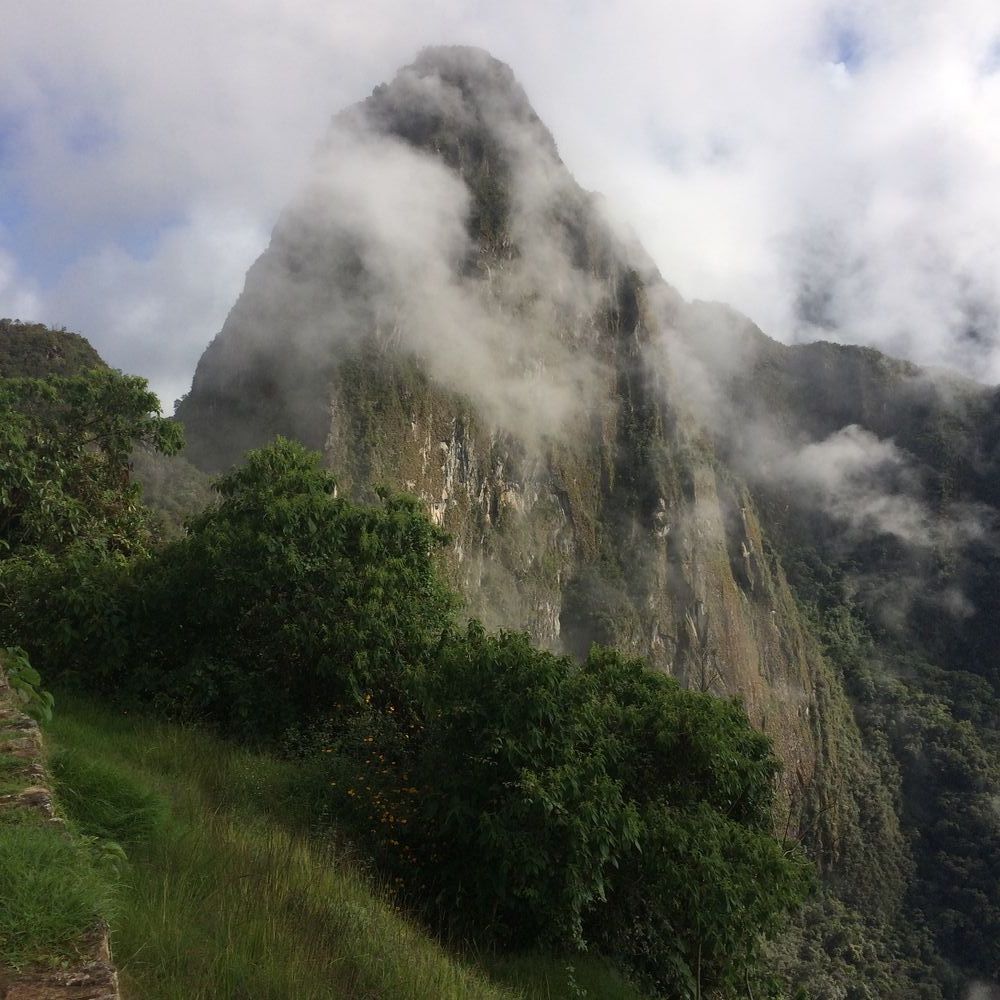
[171,46,999,995]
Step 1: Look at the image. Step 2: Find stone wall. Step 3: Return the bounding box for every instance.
[0,665,120,1000]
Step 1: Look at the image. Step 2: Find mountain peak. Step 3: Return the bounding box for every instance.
[351,45,560,165]
[409,45,518,91]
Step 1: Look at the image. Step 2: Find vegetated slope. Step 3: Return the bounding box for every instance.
[46,697,640,1000]
[0,651,118,994]
[173,47,997,994]
[177,43,833,811]
[0,338,660,1000]
[128,447,214,536]
[670,303,1000,988]
[3,347,803,1000]
[0,318,105,378]
[675,301,1000,684]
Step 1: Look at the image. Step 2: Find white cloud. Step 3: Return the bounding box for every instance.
[0,244,41,323]
[1,0,999,401]
[17,209,265,410]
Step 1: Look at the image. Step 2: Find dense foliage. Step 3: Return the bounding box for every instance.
[825,605,1000,985]
[0,370,182,680]
[0,369,181,560]
[769,515,1000,994]
[296,623,811,998]
[128,447,214,537]
[0,370,810,997]
[103,439,455,737]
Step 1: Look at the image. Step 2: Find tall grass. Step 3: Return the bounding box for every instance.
[47,700,646,999]
[48,699,518,1000]
[485,954,647,1000]
[0,813,118,969]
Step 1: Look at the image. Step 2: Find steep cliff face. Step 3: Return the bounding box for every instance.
[671,302,1000,687]
[177,46,837,810]
[176,47,998,992]
[669,301,1000,990]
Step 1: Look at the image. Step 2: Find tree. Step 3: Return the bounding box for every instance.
[0,369,181,560]
[0,369,181,666]
[104,438,456,737]
[323,630,811,995]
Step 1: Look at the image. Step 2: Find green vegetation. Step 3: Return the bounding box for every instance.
[100,438,456,738]
[129,448,215,537]
[0,816,117,970]
[0,318,105,378]
[0,368,181,688]
[318,628,809,996]
[0,350,809,995]
[2,645,54,722]
[486,954,646,1000]
[22,432,806,996]
[764,509,1000,994]
[0,358,808,997]
[0,368,180,560]
[820,602,1000,984]
[0,645,116,974]
[47,699,522,1000]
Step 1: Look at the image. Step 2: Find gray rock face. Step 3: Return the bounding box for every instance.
[177,47,840,814]
[175,46,1000,992]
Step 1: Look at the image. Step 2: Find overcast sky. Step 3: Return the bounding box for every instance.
[2,1,999,409]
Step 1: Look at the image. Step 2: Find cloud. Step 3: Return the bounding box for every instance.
[1,0,999,407]
[646,288,999,627]
[209,57,612,441]
[965,981,1000,1000]
[771,425,928,543]
[0,208,265,411]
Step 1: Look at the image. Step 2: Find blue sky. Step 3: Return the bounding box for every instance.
[2,0,999,410]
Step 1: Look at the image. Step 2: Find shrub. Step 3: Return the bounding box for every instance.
[0,368,180,676]
[93,438,456,739]
[322,627,811,994]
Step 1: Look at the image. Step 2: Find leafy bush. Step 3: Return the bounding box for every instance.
[89,438,455,739]
[0,369,181,561]
[0,368,181,675]
[410,625,641,949]
[1,646,54,723]
[321,626,811,996]
[0,417,810,994]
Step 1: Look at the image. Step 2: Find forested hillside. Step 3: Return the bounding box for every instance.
[1,324,810,997]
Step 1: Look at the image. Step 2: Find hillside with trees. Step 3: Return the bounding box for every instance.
[0,326,811,998]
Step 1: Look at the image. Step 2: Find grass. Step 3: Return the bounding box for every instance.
[0,750,31,795]
[0,716,116,972]
[45,698,645,1000]
[47,698,515,999]
[486,954,648,1000]
[0,811,117,969]
[50,750,170,848]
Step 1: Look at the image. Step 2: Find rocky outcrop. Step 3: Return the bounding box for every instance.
[176,48,843,815]
[170,45,1000,992]
[174,52,937,910]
